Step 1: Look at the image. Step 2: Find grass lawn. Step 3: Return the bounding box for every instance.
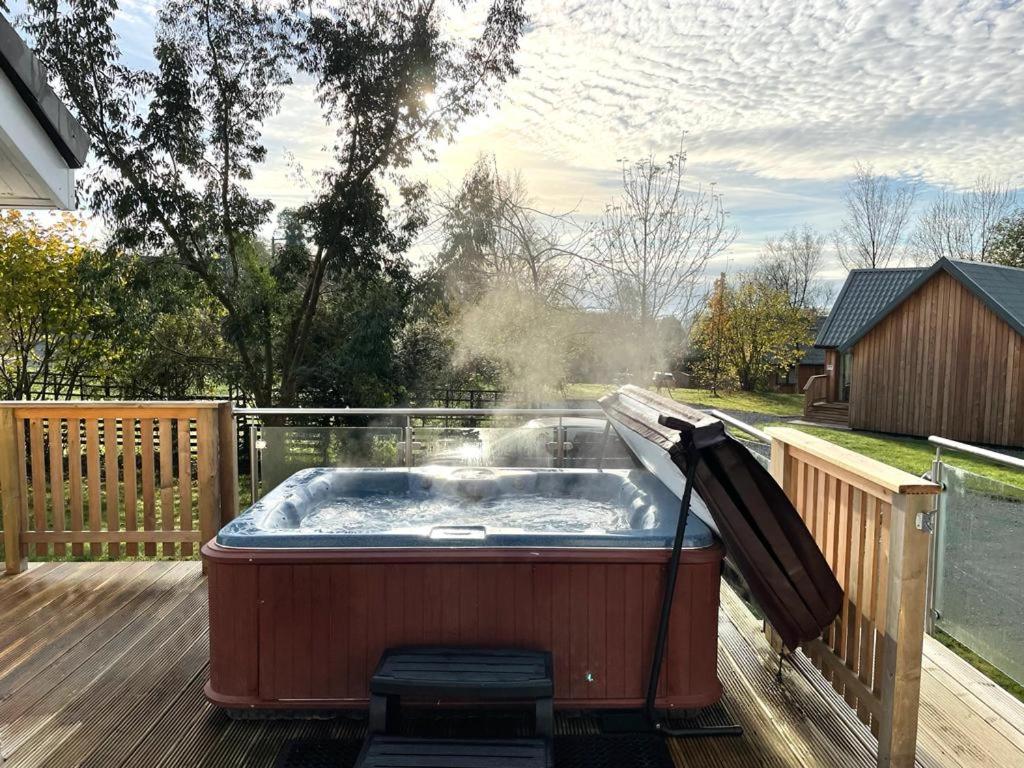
[774,423,1024,488]
[564,383,805,417]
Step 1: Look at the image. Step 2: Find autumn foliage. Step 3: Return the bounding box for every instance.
[691,274,814,393]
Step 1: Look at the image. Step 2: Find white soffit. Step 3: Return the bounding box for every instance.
[0,14,89,210]
[0,68,75,209]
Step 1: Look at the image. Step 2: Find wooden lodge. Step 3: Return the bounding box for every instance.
[805,258,1024,448]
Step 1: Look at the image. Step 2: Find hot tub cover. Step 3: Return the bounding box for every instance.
[600,386,843,650]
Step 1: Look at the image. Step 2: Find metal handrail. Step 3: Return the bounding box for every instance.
[710,409,771,444]
[242,406,608,502]
[929,435,1024,471]
[236,407,605,417]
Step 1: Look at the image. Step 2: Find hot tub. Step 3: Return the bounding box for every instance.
[203,466,724,712]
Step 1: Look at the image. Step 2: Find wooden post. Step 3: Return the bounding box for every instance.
[217,402,238,523]
[876,491,933,768]
[196,408,222,558]
[769,437,787,486]
[766,436,791,652]
[0,407,27,574]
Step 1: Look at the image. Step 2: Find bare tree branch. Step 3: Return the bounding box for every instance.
[585,150,735,370]
[910,175,1019,264]
[834,161,917,269]
[757,224,830,310]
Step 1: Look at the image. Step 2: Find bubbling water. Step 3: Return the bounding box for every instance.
[297,492,629,534]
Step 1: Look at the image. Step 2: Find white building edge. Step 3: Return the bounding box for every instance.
[0,13,90,210]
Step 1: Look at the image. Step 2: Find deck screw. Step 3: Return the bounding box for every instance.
[585,672,595,683]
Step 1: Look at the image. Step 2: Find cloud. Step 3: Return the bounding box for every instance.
[398,0,1024,278]
[15,0,1022,275]
[479,0,1024,188]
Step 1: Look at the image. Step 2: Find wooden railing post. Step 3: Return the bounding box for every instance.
[0,406,27,574]
[764,436,791,653]
[217,401,238,523]
[877,492,934,768]
[196,407,222,552]
[769,436,788,487]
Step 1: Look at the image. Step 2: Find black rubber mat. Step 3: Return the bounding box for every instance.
[554,735,674,768]
[274,739,362,768]
[599,701,743,736]
[275,735,674,768]
[356,735,551,768]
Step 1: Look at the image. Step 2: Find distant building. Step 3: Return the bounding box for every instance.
[807,258,1024,447]
[0,14,89,209]
[771,316,826,394]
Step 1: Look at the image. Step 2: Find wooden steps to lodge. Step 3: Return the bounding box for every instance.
[804,401,850,426]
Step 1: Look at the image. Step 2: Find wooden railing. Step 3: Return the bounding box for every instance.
[0,401,942,766]
[1,401,238,574]
[802,373,828,416]
[767,427,939,768]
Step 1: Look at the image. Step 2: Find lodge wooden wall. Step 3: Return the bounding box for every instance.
[850,271,1024,447]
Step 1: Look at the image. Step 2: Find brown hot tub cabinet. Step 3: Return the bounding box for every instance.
[203,542,723,710]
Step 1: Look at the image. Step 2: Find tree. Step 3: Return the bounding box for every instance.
[434,155,589,306]
[727,280,813,392]
[690,274,734,395]
[25,0,526,406]
[454,286,582,401]
[428,156,594,399]
[756,225,829,309]
[988,212,1024,269]
[583,150,735,372]
[690,275,813,393]
[103,257,231,398]
[0,211,230,400]
[834,162,917,269]
[0,212,102,399]
[910,176,1018,264]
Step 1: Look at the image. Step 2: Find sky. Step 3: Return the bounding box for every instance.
[10,0,1024,289]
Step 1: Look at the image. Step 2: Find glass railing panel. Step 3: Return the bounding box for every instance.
[934,464,1024,685]
[734,435,770,470]
[257,425,404,498]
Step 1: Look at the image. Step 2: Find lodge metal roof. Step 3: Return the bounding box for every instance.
[799,346,826,365]
[815,267,926,349]
[832,258,1024,351]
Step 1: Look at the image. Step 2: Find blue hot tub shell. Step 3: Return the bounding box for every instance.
[217,466,716,550]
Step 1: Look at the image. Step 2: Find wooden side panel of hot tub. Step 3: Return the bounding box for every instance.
[204,545,724,710]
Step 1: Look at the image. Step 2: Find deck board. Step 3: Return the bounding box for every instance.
[0,562,1020,768]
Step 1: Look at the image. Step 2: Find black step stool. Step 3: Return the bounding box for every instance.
[355,735,551,768]
[367,646,554,738]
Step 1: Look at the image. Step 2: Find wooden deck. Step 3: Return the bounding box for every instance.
[1,562,1021,768]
